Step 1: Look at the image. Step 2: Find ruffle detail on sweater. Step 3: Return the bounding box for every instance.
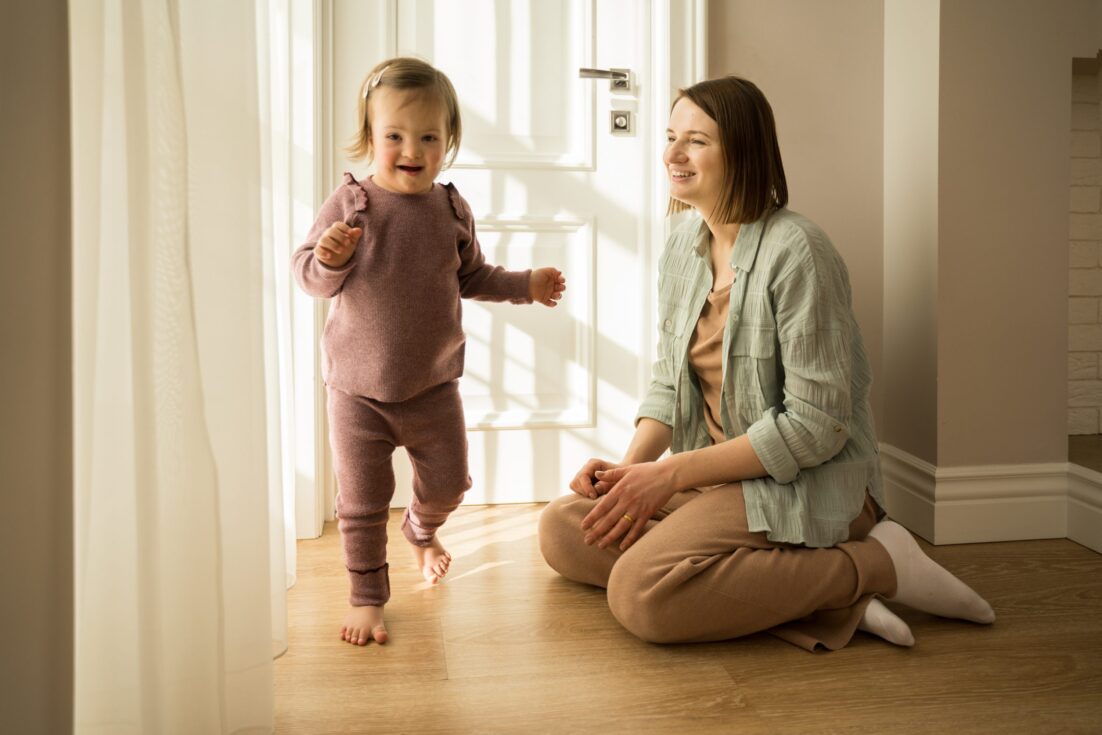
[444,182,469,221]
[343,171,369,215]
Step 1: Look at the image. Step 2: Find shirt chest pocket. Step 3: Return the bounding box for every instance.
[657,271,695,339]
[660,305,691,337]
[727,326,779,421]
[657,302,692,382]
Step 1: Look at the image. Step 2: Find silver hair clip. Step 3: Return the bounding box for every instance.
[363,65,389,99]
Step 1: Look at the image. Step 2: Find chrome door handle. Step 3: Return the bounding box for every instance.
[578,68,628,80]
[578,67,631,91]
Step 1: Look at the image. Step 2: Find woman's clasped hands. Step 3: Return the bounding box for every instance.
[571,458,680,552]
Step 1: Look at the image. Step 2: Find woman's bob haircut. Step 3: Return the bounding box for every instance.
[668,76,788,224]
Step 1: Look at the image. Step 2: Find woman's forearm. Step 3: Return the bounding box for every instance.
[621,418,673,464]
[663,433,767,490]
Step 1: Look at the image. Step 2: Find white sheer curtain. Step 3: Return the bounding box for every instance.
[71,0,292,731]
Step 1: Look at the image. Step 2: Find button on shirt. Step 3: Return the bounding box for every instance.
[636,209,884,547]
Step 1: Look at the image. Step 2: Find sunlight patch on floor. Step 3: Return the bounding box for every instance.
[444,506,543,558]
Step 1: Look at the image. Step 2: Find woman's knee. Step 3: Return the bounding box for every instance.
[607,554,682,644]
[537,494,588,573]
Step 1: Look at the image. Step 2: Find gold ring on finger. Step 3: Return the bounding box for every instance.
[622,513,634,523]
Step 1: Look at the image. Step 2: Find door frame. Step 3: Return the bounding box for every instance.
[287,0,707,534]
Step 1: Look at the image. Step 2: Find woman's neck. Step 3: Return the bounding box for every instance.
[705,219,741,255]
[705,219,741,291]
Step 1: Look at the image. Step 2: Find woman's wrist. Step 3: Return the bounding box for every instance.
[659,452,690,492]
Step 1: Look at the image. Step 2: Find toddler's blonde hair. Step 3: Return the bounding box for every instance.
[347,57,462,169]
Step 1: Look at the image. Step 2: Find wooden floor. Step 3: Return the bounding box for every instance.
[275,504,1102,734]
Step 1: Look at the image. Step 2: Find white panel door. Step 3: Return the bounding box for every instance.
[326,0,697,504]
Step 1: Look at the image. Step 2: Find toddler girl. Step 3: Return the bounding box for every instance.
[292,57,566,646]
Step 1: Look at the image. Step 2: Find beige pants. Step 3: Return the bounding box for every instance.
[538,484,897,651]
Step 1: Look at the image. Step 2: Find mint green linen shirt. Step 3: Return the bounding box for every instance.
[636,209,884,547]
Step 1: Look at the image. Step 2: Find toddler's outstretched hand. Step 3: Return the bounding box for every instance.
[529,267,566,307]
[314,221,362,268]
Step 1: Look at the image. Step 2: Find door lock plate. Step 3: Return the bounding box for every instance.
[610,111,632,135]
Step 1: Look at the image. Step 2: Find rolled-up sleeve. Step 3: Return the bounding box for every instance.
[635,250,679,429]
[746,237,853,484]
[636,335,676,429]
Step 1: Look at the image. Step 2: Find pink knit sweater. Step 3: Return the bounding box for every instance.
[292,173,532,402]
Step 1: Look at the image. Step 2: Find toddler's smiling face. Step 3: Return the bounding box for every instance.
[368,87,449,195]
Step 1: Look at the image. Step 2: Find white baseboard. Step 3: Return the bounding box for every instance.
[1067,464,1102,553]
[879,445,936,542]
[879,444,1097,550]
[933,462,1069,544]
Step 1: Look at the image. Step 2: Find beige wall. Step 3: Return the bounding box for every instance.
[883,0,940,464]
[0,1,74,733]
[712,0,1102,472]
[707,0,886,426]
[937,0,1097,466]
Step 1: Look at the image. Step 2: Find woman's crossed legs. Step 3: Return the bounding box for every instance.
[540,483,990,650]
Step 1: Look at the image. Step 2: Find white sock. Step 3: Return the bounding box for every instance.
[868,520,995,624]
[858,597,915,647]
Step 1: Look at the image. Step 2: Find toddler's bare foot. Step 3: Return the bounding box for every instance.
[341,605,388,646]
[412,536,452,584]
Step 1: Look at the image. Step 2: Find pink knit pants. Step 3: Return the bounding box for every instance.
[327,381,471,606]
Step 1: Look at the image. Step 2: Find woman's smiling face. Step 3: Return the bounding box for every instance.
[663,97,726,216]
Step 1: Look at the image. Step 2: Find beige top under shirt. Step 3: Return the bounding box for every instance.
[687,282,732,446]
